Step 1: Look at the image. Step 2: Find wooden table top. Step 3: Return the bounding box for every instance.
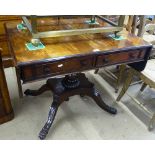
[5,17,150,66]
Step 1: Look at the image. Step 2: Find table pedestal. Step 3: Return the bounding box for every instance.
[24,73,117,140]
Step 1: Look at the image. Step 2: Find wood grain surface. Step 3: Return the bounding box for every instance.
[5,17,150,65]
[0,49,14,124]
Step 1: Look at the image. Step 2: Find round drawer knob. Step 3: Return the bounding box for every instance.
[80,60,87,66]
[43,66,51,73]
[103,58,109,63]
[129,53,135,59]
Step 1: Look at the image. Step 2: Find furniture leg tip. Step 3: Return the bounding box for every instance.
[115,89,118,93]
[38,133,46,140]
[65,98,69,101]
[116,98,120,102]
[110,108,117,114]
[80,94,85,97]
[24,89,30,96]
[105,106,117,114]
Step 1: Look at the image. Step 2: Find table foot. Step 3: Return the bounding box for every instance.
[87,89,117,114]
[24,84,49,96]
[39,98,59,140]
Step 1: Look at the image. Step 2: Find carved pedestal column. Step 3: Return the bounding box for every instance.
[25,73,117,139]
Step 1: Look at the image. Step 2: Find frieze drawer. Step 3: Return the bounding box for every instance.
[96,49,146,67]
[20,56,94,82]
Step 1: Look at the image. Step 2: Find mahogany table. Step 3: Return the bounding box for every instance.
[5,17,152,139]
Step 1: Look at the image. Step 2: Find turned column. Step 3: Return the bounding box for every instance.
[0,48,14,124]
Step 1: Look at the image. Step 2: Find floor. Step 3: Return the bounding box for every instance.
[0,67,155,140]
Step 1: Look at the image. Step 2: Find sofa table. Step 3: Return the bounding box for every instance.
[5,17,152,139]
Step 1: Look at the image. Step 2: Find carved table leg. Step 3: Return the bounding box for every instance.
[16,67,23,98]
[24,84,50,96]
[39,95,60,140]
[86,88,117,114]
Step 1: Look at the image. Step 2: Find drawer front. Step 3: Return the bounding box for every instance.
[20,56,94,82]
[96,49,145,67]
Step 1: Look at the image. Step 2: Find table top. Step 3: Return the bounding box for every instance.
[5,17,151,66]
